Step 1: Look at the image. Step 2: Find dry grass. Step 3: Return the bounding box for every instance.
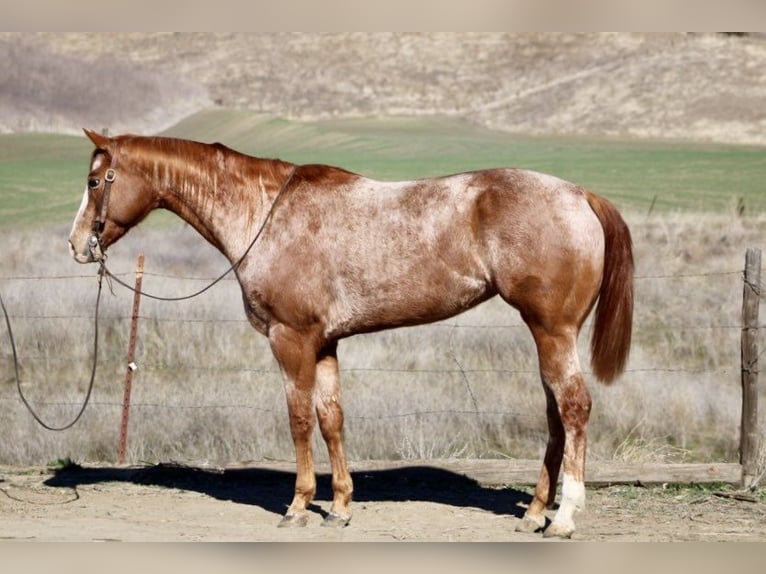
[3,33,766,145]
[0,35,209,135]
[1,212,765,473]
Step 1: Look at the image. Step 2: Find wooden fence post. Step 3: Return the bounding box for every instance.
[118,253,144,465]
[740,247,761,488]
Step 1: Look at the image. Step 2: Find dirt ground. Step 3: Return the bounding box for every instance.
[1,462,765,542]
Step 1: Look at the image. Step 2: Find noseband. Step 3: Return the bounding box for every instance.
[89,165,116,259]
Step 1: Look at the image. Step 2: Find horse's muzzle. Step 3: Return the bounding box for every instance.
[69,236,104,263]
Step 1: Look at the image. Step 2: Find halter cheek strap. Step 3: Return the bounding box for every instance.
[92,167,116,234]
[89,166,116,258]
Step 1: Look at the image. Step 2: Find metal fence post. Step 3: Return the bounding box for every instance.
[118,253,144,465]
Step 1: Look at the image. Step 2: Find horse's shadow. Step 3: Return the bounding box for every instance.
[44,463,532,521]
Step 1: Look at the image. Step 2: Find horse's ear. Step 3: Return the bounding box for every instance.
[83,128,111,150]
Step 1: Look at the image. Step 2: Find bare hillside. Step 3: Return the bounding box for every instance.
[1,32,765,144]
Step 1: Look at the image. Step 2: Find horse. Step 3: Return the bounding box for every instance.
[69,129,633,538]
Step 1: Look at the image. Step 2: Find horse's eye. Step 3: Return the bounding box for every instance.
[88,178,100,189]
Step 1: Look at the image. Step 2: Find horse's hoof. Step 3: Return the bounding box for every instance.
[278,512,309,528]
[321,512,351,528]
[543,521,574,539]
[516,514,546,533]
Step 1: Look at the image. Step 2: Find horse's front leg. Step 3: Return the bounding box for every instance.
[314,342,353,527]
[516,384,564,534]
[269,324,321,527]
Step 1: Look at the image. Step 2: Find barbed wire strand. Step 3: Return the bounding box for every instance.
[1,263,760,425]
[0,268,745,282]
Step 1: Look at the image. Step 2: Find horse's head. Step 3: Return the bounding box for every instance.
[69,130,158,263]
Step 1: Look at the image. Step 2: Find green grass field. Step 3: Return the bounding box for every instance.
[1,109,765,229]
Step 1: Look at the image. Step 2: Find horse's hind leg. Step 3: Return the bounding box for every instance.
[522,325,592,539]
[314,342,353,527]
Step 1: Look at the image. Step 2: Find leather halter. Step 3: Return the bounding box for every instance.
[88,163,116,257]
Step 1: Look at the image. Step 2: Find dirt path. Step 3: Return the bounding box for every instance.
[1,463,765,542]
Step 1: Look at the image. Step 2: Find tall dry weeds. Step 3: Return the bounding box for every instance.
[1,212,764,466]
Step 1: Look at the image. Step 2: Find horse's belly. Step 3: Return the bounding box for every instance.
[325,270,492,338]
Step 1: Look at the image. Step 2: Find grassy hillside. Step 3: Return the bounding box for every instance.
[5,33,766,146]
[0,133,92,227]
[1,110,765,229]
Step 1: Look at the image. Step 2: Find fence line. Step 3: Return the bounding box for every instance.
[0,269,759,381]
[0,357,759,381]
[0,395,540,422]
[4,316,757,334]
[0,257,762,474]
[0,268,750,282]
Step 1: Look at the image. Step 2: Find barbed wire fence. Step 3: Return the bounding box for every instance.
[0,253,762,470]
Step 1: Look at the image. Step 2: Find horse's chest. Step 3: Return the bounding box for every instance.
[239,282,274,336]
[242,302,270,335]
[240,274,316,336]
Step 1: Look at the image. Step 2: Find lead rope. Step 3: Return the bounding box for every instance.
[3,167,296,430]
[97,166,296,302]
[1,268,104,431]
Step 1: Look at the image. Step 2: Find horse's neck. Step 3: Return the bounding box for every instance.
[152,152,293,262]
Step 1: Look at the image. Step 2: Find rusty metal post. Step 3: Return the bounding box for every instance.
[118,253,144,465]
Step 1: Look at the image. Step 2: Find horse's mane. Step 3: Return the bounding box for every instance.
[115,135,293,221]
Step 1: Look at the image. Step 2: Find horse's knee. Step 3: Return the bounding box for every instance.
[317,396,344,438]
[288,411,316,440]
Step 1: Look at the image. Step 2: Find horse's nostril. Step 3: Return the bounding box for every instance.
[68,239,90,262]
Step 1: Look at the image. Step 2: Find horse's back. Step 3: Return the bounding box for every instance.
[247,165,607,339]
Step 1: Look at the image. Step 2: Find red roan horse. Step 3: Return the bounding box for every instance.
[69,129,633,538]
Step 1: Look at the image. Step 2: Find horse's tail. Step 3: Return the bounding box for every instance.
[586,191,634,384]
